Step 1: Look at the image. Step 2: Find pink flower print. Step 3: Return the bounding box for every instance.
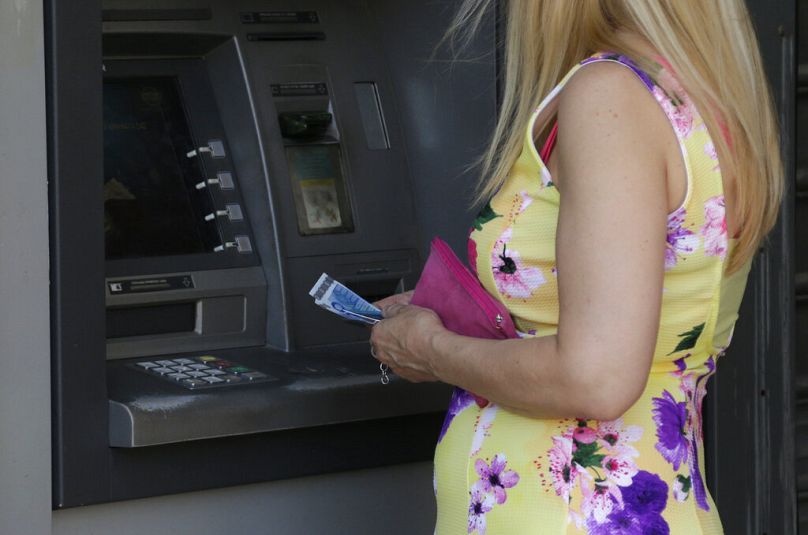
[652,86,694,139]
[702,195,728,259]
[573,426,597,444]
[474,454,520,505]
[581,480,622,525]
[491,228,546,298]
[467,483,495,534]
[596,418,643,456]
[665,206,699,270]
[517,191,533,214]
[601,454,638,487]
[654,68,696,139]
[704,141,720,171]
[548,434,580,503]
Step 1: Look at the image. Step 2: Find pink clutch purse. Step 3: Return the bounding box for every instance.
[411,237,518,407]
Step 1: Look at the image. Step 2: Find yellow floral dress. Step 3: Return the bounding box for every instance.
[433,53,752,534]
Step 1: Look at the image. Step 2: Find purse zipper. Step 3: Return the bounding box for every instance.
[433,238,508,332]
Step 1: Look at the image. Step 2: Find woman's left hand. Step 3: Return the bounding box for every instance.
[370,304,446,383]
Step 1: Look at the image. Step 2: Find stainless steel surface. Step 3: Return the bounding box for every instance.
[108,346,452,447]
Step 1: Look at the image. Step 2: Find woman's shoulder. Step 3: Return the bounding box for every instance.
[556,59,671,150]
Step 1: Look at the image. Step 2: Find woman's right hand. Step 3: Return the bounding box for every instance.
[373,290,414,311]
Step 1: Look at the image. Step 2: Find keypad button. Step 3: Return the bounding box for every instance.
[202,376,225,384]
[221,374,242,383]
[182,379,207,388]
[174,358,195,365]
[171,365,193,372]
[151,367,175,375]
[210,360,234,369]
[225,366,251,374]
[156,360,177,366]
[242,371,268,381]
[189,364,210,370]
[187,371,208,378]
[198,356,218,362]
[206,369,226,376]
[136,362,158,369]
[168,373,190,380]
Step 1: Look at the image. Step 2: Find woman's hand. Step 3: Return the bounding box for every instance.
[372,290,414,310]
[370,302,446,383]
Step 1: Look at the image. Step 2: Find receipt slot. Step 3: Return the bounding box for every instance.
[48,0,496,506]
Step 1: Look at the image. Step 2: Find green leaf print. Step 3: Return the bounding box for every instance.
[676,474,692,493]
[572,441,605,469]
[472,202,501,231]
[667,323,705,355]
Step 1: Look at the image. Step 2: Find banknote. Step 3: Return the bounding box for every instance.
[309,273,383,325]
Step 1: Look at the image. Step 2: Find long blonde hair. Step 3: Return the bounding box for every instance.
[448,0,783,273]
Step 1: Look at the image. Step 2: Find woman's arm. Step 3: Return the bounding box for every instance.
[371,62,673,420]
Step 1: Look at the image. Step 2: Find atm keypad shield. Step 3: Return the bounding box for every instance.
[131,355,275,389]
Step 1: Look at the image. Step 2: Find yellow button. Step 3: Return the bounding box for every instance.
[198,355,217,362]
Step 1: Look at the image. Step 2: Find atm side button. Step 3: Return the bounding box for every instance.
[201,376,225,384]
[182,379,207,388]
[242,371,268,381]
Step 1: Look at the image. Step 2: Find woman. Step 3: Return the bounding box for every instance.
[370,1,783,533]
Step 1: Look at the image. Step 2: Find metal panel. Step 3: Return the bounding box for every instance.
[46,0,112,507]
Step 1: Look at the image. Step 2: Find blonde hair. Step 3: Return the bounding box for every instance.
[447,0,783,273]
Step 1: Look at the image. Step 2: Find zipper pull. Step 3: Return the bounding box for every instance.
[495,314,503,330]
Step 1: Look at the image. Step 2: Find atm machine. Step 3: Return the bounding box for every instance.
[48,0,497,506]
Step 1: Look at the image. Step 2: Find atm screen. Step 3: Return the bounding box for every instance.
[103,77,220,259]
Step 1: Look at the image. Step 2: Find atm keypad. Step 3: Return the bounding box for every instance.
[131,356,275,389]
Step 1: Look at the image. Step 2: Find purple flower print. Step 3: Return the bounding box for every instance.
[474,454,520,504]
[467,483,495,534]
[665,207,698,270]
[621,470,668,518]
[586,507,644,535]
[438,388,475,443]
[651,390,689,470]
[586,471,670,535]
[702,195,728,259]
[654,358,716,512]
[581,53,655,91]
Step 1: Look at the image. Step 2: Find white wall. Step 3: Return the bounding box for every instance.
[0,0,53,533]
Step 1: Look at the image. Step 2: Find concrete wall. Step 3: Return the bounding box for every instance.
[0,0,53,534]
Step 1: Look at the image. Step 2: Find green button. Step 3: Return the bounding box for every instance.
[225,366,251,374]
